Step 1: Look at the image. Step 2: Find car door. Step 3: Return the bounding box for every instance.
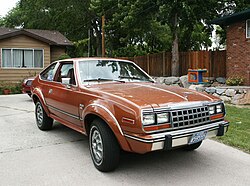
[45,61,81,126]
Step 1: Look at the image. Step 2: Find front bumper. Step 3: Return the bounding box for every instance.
[124,120,229,153]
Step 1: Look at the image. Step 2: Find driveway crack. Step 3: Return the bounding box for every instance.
[0,105,33,113]
[0,138,85,154]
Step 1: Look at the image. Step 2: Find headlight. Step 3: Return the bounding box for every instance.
[216,104,223,113]
[209,103,224,115]
[157,113,170,124]
[142,114,155,126]
[209,106,215,115]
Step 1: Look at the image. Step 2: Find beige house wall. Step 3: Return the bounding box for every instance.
[0,35,50,83]
[50,46,66,62]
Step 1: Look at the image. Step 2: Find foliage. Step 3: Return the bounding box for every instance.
[1,0,250,59]
[57,53,71,60]
[214,25,227,49]
[216,105,250,153]
[0,81,22,95]
[226,76,244,86]
[71,39,90,57]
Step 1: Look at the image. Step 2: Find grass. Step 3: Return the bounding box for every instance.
[215,105,250,153]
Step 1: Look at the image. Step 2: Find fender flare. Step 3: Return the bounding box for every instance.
[82,103,131,152]
[32,88,50,115]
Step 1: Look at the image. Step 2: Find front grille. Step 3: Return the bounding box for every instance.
[171,106,210,128]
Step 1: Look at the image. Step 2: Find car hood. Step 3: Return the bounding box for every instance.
[88,82,219,108]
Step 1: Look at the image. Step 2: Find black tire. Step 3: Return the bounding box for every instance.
[89,119,120,172]
[35,101,53,131]
[183,141,202,151]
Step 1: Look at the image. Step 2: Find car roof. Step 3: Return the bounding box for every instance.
[57,57,133,63]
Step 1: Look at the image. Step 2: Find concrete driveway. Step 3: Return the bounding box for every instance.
[0,94,250,186]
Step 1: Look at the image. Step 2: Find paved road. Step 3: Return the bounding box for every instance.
[0,94,250,186]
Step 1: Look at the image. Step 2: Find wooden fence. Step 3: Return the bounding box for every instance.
[122,50,226,77]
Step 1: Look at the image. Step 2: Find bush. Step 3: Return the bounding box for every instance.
[226,77,244,86]
[58,53,71,60]
[0,81,22,95]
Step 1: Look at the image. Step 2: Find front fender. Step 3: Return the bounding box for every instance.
[82,103,132,152]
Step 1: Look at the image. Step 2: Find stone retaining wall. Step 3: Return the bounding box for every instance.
[153,76,250,105]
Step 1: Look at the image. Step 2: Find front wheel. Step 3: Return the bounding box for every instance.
[89,119,120,172]
[35,101,53,131]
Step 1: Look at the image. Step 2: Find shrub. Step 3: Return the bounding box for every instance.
[226,76,244,86]
[0,81,22,95]
[58,53,71,60]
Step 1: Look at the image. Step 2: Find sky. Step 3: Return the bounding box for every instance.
[0,0,19,17]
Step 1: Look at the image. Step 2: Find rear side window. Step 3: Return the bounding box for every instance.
[40,63,57,81]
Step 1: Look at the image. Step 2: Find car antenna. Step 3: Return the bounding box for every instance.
[87,59,90,86]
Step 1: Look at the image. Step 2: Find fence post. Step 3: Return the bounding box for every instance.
[163,51,166,76]
[147,54,150,74]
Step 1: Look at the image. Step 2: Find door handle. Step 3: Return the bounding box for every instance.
[49,89,53,94]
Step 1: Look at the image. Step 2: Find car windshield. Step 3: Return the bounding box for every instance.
[78,60,153,84]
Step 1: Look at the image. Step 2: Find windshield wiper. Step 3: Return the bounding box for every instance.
[84,78,125,83]
[118,76,154,83]
[119,75,141,80]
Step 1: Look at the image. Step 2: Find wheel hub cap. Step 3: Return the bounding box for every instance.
[36,105,43,124]
[91,130,103,164]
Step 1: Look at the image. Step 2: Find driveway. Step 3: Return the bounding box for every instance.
[0,94,250,186]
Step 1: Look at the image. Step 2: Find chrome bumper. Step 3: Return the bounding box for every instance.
[124,121,229,151]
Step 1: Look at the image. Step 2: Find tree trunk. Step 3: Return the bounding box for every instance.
[171,13,179,76]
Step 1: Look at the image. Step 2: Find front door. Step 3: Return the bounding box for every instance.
[45,62,81,126]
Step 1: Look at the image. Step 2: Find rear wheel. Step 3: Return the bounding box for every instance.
[183,141,202,151]
[35,102,53,130]
[89,119,120,172]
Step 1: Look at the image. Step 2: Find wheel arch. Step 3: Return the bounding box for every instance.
[83,106,131,152]
[32,94,39,104]
[32,89,50,116]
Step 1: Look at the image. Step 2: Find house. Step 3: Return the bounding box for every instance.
[211,9,250,85]
[0,28,73,83]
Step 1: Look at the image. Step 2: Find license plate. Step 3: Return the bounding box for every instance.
[188,130,207,145]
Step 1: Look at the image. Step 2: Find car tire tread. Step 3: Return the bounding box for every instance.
[35,102,53,131]
[89,119,120,172]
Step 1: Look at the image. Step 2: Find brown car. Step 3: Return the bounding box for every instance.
[31,58,229,172]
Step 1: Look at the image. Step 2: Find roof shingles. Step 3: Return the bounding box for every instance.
[210,8,250,26]
[0,27,72,46]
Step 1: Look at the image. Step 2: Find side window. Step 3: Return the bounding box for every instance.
[40,63,57,81]
[247,20,250,38]
[61,64,73,78]
[56,63,76,85]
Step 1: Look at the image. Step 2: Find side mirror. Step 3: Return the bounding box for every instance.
[62,78,71,87]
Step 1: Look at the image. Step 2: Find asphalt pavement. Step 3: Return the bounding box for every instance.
[0,94,250,186]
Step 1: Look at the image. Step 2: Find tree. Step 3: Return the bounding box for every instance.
[2,0,249,71]
[2,0,92,51]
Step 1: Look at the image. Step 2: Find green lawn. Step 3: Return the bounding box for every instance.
[215,105,250,153]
